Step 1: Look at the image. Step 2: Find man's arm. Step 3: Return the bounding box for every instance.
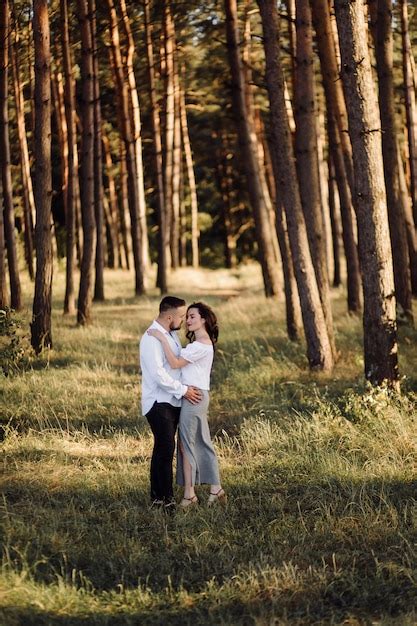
[141,335,187,398]
[140,334,202,404]
[147,329,189,369]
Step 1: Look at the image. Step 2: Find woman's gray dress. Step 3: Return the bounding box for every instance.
[176,390,220,486]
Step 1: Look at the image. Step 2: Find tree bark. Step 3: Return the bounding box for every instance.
[77,0,96,324]
[10,17,35,282]
[257,0,333,369]
[215,129,238,270]
[369,0,413,324]
[243,7,281,269]
[400,0,417,227]
[294,0,336,356]
[179,172,187,267]
[102,128,121,269]
[269,143,303,342]
[60,0,78,315]
[119,139,131,270]
[52,69,68,226]
[225,0,282,298]
[170,41,182,269]
[180,74,199,268]
[162,1,175,273]
[284,0,296,84]
[106,0,145,295]
[310,0,354,192]
[119,0,149,275]
[328,155,342,288]
[31,0,53,352]
[0,176,7,308]
[398,148,417,294]
[311,0,362,312]
[334,0,399,388]
[0,0,22,310]
[327,111,362,312]
[144,0,167,292]
[89,0,105,302]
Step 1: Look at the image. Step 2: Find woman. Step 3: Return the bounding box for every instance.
[148,302,226,508]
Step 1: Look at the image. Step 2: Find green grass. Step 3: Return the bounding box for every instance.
[1,264,417,625]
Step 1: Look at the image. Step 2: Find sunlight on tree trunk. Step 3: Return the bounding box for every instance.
[335,0,400,389]
[31,0,53,351]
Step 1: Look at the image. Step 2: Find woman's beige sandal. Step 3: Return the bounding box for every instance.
[208,488,227,506]
[180,495,198,509]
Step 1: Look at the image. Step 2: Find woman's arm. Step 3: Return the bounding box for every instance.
[147,329,189,369]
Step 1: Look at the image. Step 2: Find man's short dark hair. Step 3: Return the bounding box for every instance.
[159,296,186,313]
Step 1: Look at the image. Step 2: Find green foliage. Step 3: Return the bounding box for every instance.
[0,308,32,377]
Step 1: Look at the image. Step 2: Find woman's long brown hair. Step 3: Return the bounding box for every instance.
[185,302,219,347]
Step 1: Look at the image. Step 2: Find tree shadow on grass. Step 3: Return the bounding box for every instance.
[1,411,146,439]
[0,601,392,626]
[1,447,150,471]
[2,464,417,624]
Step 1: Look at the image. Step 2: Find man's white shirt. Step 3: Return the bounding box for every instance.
[139,320,187,415]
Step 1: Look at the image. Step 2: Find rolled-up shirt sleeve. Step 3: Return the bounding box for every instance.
[142,335,187,398]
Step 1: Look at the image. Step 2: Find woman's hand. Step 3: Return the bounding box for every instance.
[147,329,166,342]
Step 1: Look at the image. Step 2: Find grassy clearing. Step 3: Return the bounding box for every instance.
[1,265,417,625]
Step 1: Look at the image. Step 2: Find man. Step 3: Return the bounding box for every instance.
[139,296,202,511]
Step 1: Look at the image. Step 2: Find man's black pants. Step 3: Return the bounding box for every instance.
[146,401,181,503]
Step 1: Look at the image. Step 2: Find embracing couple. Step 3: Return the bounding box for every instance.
[139,296,226,513]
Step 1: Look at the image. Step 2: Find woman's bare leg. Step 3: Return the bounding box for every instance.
[180,440,196,500]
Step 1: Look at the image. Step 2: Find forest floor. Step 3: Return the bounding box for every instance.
[2,264,417,625]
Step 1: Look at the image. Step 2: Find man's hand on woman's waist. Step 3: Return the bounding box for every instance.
[184,386,203,404]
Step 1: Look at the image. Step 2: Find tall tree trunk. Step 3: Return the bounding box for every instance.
[10,19,35,282]
[400,0,417,227]
[276,208,303,342]
[31,0,52,351]
[310,0,354,193]
[179,174,187,267]
[144,0,167,292]
[0,176,7,307]
[27,12,35,148]
[225,0,282,298]
[77,0,96,324]
[106,0,145,295]
[316,108,331,277]
[294,0,336,357]
[60,0,78,315]
[119,0,149,274]
[255,109,302,338]
[369,0,413,324]
[327,111,362,312]
[257,0,333,370]
[328,155,342,288]
[102,128,121,269]
[311,0,362,312]
[215,129,238,270]
[171,46,182,269]
[119,139,131,270]
[89,0,104,302]
[284,0,296,84]
[398,149,417,294]
[334,0,399,388]
[52,69,68,225]
[269,141,303,342]
[0,0,21,310]
[180,74,199,268]
[243,7,281,268]
[162,1,175,273]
